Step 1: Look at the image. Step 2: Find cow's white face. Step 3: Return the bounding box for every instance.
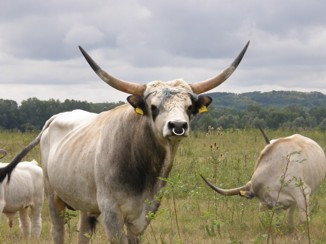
[127,79,212,140]
[146,80,193,138]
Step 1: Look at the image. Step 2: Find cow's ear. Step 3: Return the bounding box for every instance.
[192,95,212,114]
[127,95,146,115]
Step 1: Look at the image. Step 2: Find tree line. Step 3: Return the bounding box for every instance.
[1,91,326,131]
[193,90,326,131]
[192,104,326,131]
[0,98,124,131]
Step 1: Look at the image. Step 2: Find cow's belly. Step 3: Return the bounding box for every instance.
[48,168,99,213]
[46,150,100,213]
[4,192,32,213]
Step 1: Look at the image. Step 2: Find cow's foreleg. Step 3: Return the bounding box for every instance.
[125,219,146,244]
[127,230,140,244]
[126,214,148,244]
[77,211,98,244]
[100,202,128,244]
[126,200,160,243]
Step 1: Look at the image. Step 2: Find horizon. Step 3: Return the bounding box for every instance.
[3,89,325,105]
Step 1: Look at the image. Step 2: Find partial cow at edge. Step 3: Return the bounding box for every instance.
[0,150,44,240]
[201,131,326,229]
[0,41,249,244]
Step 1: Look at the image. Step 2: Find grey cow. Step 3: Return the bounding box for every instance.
[202,133,326,228]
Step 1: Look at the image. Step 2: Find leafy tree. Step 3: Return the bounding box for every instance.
[265,109,289,129]
[19,98,48,131]
[0,99,19,129]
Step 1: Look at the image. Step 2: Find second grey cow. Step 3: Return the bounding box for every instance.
[202,134,326,228]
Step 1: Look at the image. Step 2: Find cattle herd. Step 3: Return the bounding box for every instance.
[0,42,325,243]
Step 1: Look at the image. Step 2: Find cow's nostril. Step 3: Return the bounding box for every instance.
[168,121,188,136]
[168,121,174,130]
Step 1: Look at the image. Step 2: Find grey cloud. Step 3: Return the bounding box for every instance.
[1,0,326,103]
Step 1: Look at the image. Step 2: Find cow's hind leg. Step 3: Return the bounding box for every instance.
[296,184,311,224]
[47,194,66,244]
[297,193,311,224]
[77,211,98,244]
[30,204,42,239]
[286,204,296,231]
[287,183,311,231]
[18,207,31,239]
[5,212,15,228]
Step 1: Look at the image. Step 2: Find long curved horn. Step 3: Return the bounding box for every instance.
[190,41,250,94]
[200,174,251,196]
[79,46,146,95]
[0,149,7,159]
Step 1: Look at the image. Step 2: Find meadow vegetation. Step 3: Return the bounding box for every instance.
[0,128,326,243]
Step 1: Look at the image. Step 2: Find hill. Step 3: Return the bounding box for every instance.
[208,91,326,110]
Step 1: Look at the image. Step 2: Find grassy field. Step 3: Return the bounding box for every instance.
[0,128,326,243]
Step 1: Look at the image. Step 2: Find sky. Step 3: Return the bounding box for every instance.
[1,0,326,104]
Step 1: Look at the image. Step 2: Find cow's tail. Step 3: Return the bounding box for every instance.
[0,114,58,183]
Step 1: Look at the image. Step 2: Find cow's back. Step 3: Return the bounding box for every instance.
[41,110,98,146]
[40,110,98,165]
[252,134,326,193]
[291,134,326,191]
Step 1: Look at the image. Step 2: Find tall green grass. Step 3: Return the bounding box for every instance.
[0,129,326,243]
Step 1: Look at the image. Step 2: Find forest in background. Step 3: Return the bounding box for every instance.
[1,90,326,131]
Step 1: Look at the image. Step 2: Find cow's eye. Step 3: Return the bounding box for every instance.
[151,105,159,120]
[151,105,158,112]
[187,105,195,116]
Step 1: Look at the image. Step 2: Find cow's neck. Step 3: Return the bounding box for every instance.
[160,138,181,178]
[132,118,182,189]
[110,110,184,198]
[143,131,183,215]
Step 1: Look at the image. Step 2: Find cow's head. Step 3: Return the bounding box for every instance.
[79,41,249,139]
[126,79,214,138]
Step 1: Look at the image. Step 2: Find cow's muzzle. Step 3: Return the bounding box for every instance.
[168,121,188,136]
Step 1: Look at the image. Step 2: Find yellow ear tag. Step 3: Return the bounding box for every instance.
[198,106,208,113]
[135,107,144,115]
[239,190,246,196]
